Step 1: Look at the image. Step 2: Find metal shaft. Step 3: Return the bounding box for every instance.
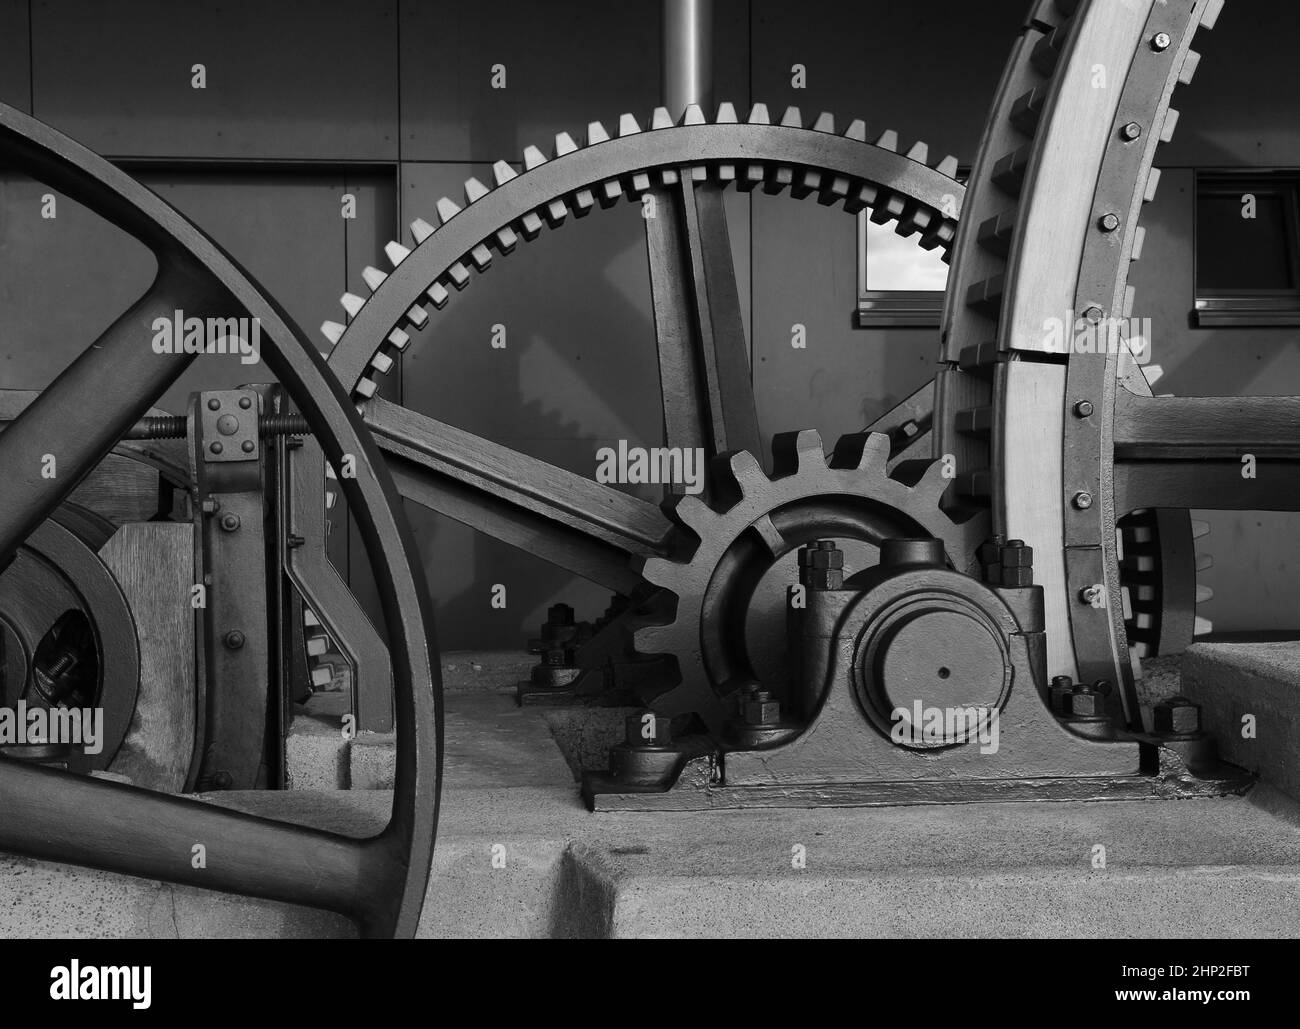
[663,0,713,118]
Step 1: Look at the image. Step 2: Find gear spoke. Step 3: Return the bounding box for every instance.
[366,396,674,592]
[646,178,761,472]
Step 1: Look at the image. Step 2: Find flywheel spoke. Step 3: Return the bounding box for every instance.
[0,759,403,929]
[0,264,225,566]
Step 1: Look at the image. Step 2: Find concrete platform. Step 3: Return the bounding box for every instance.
[5,648,1300,938]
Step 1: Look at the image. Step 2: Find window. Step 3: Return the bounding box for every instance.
[1194,171,1300,327]
[855,170,965,328]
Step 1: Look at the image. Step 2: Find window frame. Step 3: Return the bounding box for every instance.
[855,168,967,329]
[1193,169,1300,328]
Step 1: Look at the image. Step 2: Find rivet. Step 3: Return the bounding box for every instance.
[1151,32,1171,52]
[1073,491,1094,510]
[239,396,252,409]
[207,398,220,411]
[209,441,223,454]
[241,440,255,453]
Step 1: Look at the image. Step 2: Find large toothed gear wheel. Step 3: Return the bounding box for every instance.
[309,102,970,724]
[632,430,985,732]
[325,101,964,403]
[935,0,1225,728]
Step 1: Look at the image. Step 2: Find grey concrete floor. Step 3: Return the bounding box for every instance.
[4,647,1300,938]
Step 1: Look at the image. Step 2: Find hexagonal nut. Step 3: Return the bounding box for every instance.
[742,695,782,726]
[1064,690,1107,719]
[1153,697,1201,735]
[799,547,844,570]
[977,538,1005,565]
[625,711,672,747]
[803,568,844,591]
[1001,566,1033,588]
[1000,544,1034,568]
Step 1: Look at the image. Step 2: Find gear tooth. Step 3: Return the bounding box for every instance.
[812,111,835,133]
[1196,584,1214,604]
[303,607,321,628]
[637,558,678,591]
[405,305,427,327]
[829,431,889,472]
[1196,552,1213,572]
[426,281,450,308]
[523,145,548,170]
[410,217,435,243]
[844,118,867,141]
[935,154,960,177]
[875,129,899,152]
[651,106,674,129]
[680,104,706,126]
[435,196,462,225]
[324,463,338,481]
[715,101,738,124]
[779,106,802,128]
[492,160,518,186]
[370,351,394,375]
[387,328,410,351]
[362,266,387,292]
[632,625,670,654]
[1143,363,1164,386]
[1192,519,1211,539]
[355,377,378,399]
[464,176,489,203]
[618,112,641,136]
[340,292,365,319]
[553,131,579,157]
[324,489,337,510]
[306,634,329,658]
[1193,615,1214,637]
[320,320,344,345]
[385,240,411,267]
[747,102,771,125]
[586,120,611,144]
[905,141,929,164]
[771,429,826,475]
[668,494,711,536]
[712,451,767,504]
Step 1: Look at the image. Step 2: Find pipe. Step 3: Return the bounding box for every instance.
[663,0,714,119]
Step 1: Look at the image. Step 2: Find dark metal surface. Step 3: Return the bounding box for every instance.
[0,101,440,938]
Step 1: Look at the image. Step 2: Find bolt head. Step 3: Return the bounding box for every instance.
[1075,400,1095,418]
[239,396,252,410]
[223,630,246,650]
[241,440,255,453]
[1083,306,1104,324]
[1079,584,1104,605]
[1001,567,1033,588]
[1001,543,1033,568]
[741,692,781,726]
[1073,491,1094,510]
[1099,213,1120,233]
[209,441,223,455]
[1151,31,1172,51]
[1121,121,1143,141]
[220,513,240,532]
[1154,696,1201,735]
[1064,690,1106,719]
[207,398,221,411]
